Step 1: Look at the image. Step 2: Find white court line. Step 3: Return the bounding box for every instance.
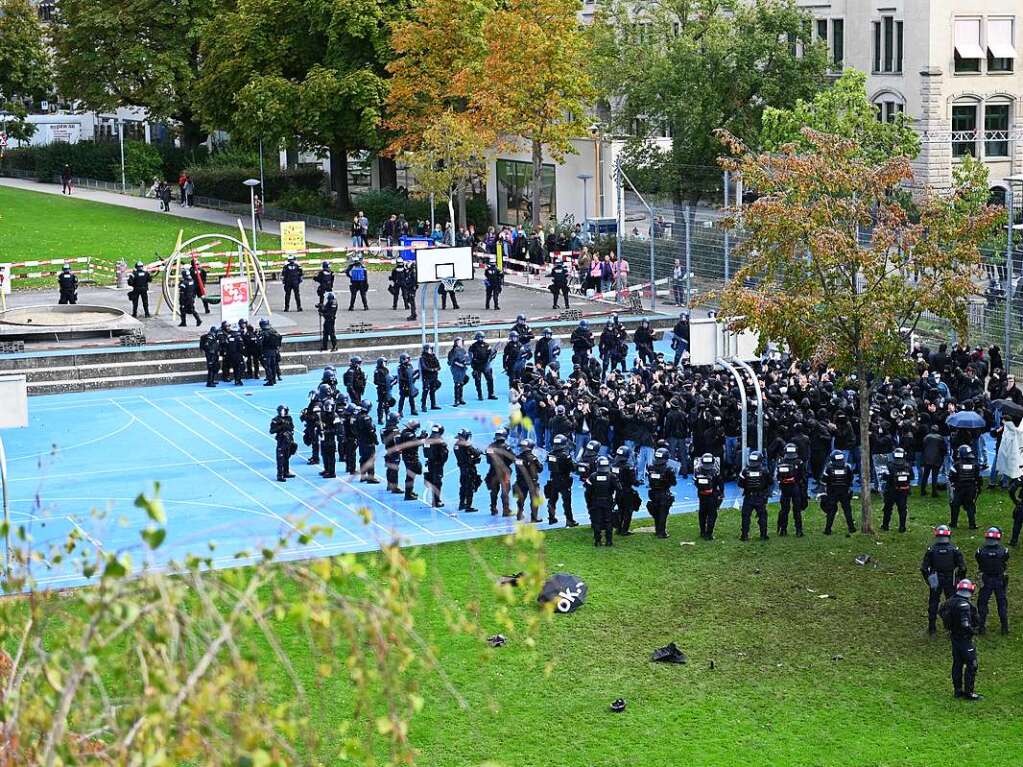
[9,495,289,520]
[111,399,326,549]
[65,516,104,550]
[190,393,425,540]
[156,396,369,546]
[7,415,138,462]
[6,458,236,483]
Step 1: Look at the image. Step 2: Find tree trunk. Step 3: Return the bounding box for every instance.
[377,155,398,190]
[329,145,350,211]
[178,113,206,151]
[530,138,543,231]
[457,185,467,229]
[857,367,873,533]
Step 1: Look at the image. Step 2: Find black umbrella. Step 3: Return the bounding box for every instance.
[992,399,1023,420]
[537,573,587,614]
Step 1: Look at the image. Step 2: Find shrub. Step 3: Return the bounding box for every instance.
[0,141,122,182]
[155,145,209,182]
[354,189,491,235]
[182,165,326,203]
[120,141,164,186]
[274,188,339,218]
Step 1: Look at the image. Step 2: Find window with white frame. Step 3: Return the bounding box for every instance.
[987,18,1016,73]
[874,95,905,124]
[815,17,845,70]
[954,18,984,73]
[985,102,1011,157]
[951,102,979,157]
[873,16,904,73]
[950,99,1014,159]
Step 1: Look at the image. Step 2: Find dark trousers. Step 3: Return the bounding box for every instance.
[398,390,417,416]
[283,284,301,311]
[403,461,421,498]
[227,356,243,385]
[881,489,909,531]
[420,379,438,410]
[453,379,466,404]
[920,465,941,494]
[741,494,768,540]
[473,369,495,399]
[823,492,856,534]
[205,360,219,387]
[349,283,369,310]
[547,485,573,524]
[951,637,978,695]
[130,291,150,317]
[698,496,719,538]
[978,576,1009,631]
[489,477,511,515]
[262,352,279,385]
[949,490,977,528]
[275,441,291,480]
[552,285,569,308]
[403,288,417,319]
[321,441,336,478]
[359,444,376,481]
[485,286,501,309]
[440,291,459,310]
[616,490,639,534]
[648,493,672,538]
[426,468,443,505]
[778,490,804,535]
[590,506,613,545]
[459,468,479,510]
[59,291,77,305]
[321,322,337,351]
[376,390,391,424]
[1012,504,1023,545]
[928,575,956,629]
[178,304,200,326]
[385,462,400,492]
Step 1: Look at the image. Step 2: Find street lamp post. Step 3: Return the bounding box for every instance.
[117,117,126,192]
[243,178,260,255]
[577,173,592,238]
[1005,175,1023,371]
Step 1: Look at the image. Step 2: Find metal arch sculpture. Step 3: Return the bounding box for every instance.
[161,231,269,319]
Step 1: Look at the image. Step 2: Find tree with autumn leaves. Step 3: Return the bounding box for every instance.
[717,129,1002,532]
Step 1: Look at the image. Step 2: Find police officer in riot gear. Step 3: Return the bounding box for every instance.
[381,413,402,493]
[374,357,396,425]
[485,429,514,516]
[545,434,578,527]
[345,256,370,311]
[612,446,642,536]
[646,448,677,539]
[223,322,244,386]
[269,405,296,482]
[127,261,151,317]
[448,338,470,406]
[281,254,303,311]
[693,453,722,540]
[975,527,1010,635]
[775,443,806,537]
[259,318,282,386]
[549,258,570,309]
[314,260,334,308]
[570,320,594,367]
[58,264,78,304]
[424,424,448,507]
[586,456,619,546]
[300,393,322,465]
[822,450,856,535]
[503,331,526,386]
[177,273,202,326]
[343,357,366,402]
[340,402,358,476]
[399,419,426,500]
[949,445,982,529]
[454,429,482,512]
[513,439,543,522]
[419,343,442,411]
[483,259,503,310]
[397,353,420,416]
[738,451,773,541]
[319,400,339,479]
[534,328,560,375]
[319,292,338,352]
[576,440,602,485]
[921,524,967,634]
[469,332,498,400]
[881,446,914,533]
[938,578,982,700]
[354,400,379,483]
[199,326,220,388]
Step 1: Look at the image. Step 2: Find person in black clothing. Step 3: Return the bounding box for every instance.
[821,450,856,535]
[269,405,296,482]
[381,413,402,493]
[544,434,578,526]
[738,451,773,541]
[399,420,426,500]
[57,264,78,305]
[454,429,482,512]
[468,332,498,401]
[975,526,1010,635]
[189,261,211,314]
[240,320,261,379]
[419,344,442,411]
[570,320,594,367]
[354,401,380,483]
[881,446,914,532]
[586,456,619,546]
[373,357,396,425]
[259,318,282,386]
[345,257,370,311]
[397,353,419,416]
[424,424,448,507]
[775,443,807,536]
[401,262,419,321]
[343,357,366,401]
[200,327,220,387]
[484,261,504,310]
[612,446,642,536]
[438,279,460,310]
[920,425,945,496]
[388,260,407,310]
[633,319,656,367]
[692,453,722,539]
[485,429,514,516]
[223,323,244,386]
[319,401,339,478]
[1011,477,1023,546]
[513,440,543,521]
[671,311,690,366]
[177,274,202,326]
[922,524,967,634]
[127,262,151,318]
[938,578,982,700]
[314,261,334,308]
[646,448,678,539]
[300,396,321,466]
[281,255,304,311]
[549,258,570,309]
[948,444,981,529]
[319,292,338,352]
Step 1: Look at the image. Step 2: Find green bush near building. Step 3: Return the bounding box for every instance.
[354,189,492,235]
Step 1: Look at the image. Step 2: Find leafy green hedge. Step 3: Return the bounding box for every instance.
[354,190,492,234]
[182,165,326,203]
[0,141,210,184]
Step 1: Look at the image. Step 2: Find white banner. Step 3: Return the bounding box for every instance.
[0,264,11,295]
[995,420,1023,480]
[219,276,250,327]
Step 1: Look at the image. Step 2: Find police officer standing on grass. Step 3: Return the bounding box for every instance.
[822,450,856,535]
[177,273,202,326]
[545,434,578,527]
[200,326,220,387]
[419,344,442,411]
[949,445,982,529]
[281,254,303,311]
[127,262,151,318]
[269,405,297,482]
[612,446,642,536]
[549,258,570,309]
[259,318,282,386]
[314,261,334,308]
[513,439,543,522]
[738,451,773,541]
[382,413,402,493]
[374,357,396,425]
[469,332,498,401]
[586,455,619,546]
[938,578,983,700]
[693,453,722,540]
[485,429,514,517]
[975,527,1010,635]
[355,401,380,483]
[775,444,806,537]
[400,419,426,500]
[454,429,482,512]
[345,256,370,311]
[425,424,448,507]
[484,259,503,310]
[922,524,967,635]
[881,446,914,533]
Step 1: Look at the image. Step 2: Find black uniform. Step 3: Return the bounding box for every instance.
[484,264,503,310]
[281,261,304,311]
[343,363,366,402]
[354,408,379,482]
[223,328,244,385]
[382,421,402,493]
[177,279,201,326]
[949,456,981,529]
[545,446,577,526]
[514,449,543,521]
[127,267,151,317]
[399,425,425,499]
[922,540,967,632]
[374,363,396,424]
[314,265,334,308]
[58,269,78,304]
[189,264,211,313]
[693,461,723,539]
[612,455,642,535]
[485,440,514,516]
[300,401,322,465]
[269,414,296,481]
[241,325,261,378]
[586,467,619,546]
[419,351,441,411]
[570,325,594,367]
[738,462,773,541]
[822,458,856,535]
[881,456,914,532]
[549,263,570,308]
[645,458,677,539]
[938,593,980,698]
[469,338,497,400]
[319,299,338,352]
[200,329,220,387]
[397,359,419,416]
[776,456,807,536]
[340,406,358,476]
[388,264,407,310]
[425,436,449,507]
[454,440,482,511]
[976,542,1010,634]
[260,324,282,385]
[401,263,419,320]
[319,404,339,478]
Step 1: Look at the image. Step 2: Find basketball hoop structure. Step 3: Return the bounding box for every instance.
[160,231,269,319]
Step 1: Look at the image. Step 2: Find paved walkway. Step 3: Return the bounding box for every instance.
[0,176,350,248]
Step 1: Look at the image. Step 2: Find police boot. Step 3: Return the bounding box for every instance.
[547,504,558,526]
[565,511,579,528]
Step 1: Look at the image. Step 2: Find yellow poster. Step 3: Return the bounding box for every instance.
[280,221,307,253]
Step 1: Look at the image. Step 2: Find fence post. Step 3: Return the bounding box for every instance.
[723,170,731,281]
[684,205,692,307]
[1007,184,1016,371]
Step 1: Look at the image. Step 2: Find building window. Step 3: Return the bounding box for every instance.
[496,159,556,228]
[873,17,903,73]
[985,103,1011,157]
[37,2,55,22]
[987,18,1016,73]
[832,19,844,68]
[951,104,979,157]
[989,187,1007,207]
[874,98,905,124]
[954,18,984,73]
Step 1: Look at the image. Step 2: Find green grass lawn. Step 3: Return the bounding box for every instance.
[216,492,1023,766]
[0,185,282,269]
